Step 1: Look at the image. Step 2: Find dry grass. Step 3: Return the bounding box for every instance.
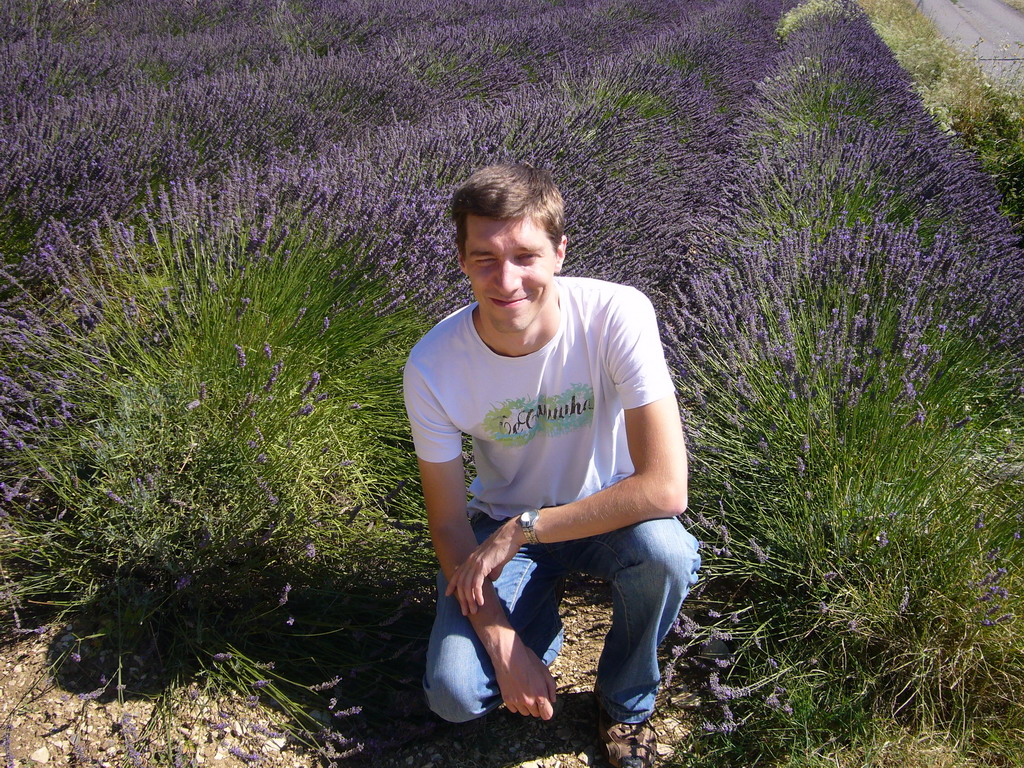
[857,0,1024,225]
[829,726,983,768]
[1002,0,1024,17]
[857,0,997,129]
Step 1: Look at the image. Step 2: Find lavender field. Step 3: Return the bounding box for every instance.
[1,0,1023,764]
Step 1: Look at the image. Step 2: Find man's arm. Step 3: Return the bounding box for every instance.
[445,394,687,611]
[417,456,558,720]
[536,393,688,539]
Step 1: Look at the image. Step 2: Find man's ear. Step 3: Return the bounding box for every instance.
[554,235,567,273]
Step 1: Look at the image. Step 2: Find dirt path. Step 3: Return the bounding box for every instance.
[1,581,697,767]
[913,0,1024,80]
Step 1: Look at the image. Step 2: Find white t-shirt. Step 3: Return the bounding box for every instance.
[403,276,675,521]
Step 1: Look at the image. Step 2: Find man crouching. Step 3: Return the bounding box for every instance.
[403,164,701,768]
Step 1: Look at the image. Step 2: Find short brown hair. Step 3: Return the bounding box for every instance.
[451,164,564,254]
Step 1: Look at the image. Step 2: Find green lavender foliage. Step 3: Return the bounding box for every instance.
[1,181,433,675]
[656,5,1024,764]
[666,226,1023,765]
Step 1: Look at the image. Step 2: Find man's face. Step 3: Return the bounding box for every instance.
[458,214,566,357]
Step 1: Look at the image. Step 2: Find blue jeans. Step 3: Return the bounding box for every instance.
[424,514,701,724]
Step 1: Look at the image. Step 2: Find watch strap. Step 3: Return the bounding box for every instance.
[518,508,540,545]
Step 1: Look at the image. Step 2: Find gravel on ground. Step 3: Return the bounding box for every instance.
[1,579,699,767]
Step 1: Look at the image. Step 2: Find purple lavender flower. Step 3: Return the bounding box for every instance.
[701,703,738,734]
[236,298,251,320]
[227,746,261,763]
[234,345,247,368]
[301,371,321,399]
[255,477,278,505]
[310,676,342,692]
[749,538,769,563]
[264,361,283,392]
[120,714,144,768]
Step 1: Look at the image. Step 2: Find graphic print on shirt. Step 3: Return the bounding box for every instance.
[482,383,595,446]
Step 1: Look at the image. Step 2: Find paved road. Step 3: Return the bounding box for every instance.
[915,0,1024,81]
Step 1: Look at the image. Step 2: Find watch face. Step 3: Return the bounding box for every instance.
[519,510,540,543]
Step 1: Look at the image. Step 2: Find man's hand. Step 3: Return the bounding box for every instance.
[494,635,558,720]
[415,459,556,719]
[445,518,524,615]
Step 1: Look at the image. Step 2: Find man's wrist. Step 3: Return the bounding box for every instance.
[518,508,541,545]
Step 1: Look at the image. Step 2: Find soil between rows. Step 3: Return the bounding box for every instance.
[1,579,697,768]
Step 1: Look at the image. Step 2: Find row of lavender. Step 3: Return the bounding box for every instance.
[2,0,740,255]
[659,3,1024,760]
[0,0,801,761]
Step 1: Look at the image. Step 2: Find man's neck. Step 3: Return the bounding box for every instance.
[472,288,562,358]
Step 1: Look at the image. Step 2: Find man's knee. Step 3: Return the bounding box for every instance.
[423,656,493,723]
[630,517,701,592]
[423,622,497,723]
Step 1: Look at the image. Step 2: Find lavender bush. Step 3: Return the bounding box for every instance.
[724,10,1020,259]
[656,2,1024,763]
[0,164,437,757]
[665,222,1024,761]
[0,171,432,606]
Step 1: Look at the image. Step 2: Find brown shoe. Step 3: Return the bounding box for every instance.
[597,701,657,768]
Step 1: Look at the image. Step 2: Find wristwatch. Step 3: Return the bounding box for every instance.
[518,508,541,545]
